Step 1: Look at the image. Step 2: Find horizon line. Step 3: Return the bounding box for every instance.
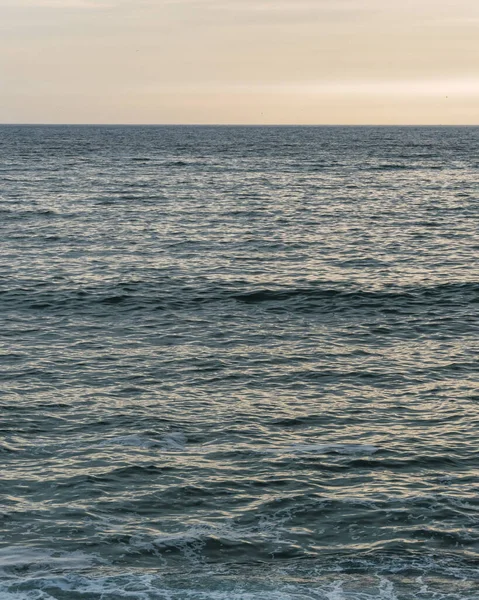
[1,123,478,127]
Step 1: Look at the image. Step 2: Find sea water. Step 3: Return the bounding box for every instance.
[0,125,478,599]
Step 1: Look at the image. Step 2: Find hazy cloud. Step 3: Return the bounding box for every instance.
[1,0,478,123]
[138,77,479,97]
[0,0,117,8]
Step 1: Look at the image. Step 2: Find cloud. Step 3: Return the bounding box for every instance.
[282,78,479,97]
[191,0,360,10]
[158,0,478,24]
[139,77,479,98]
[0,0,117,8]
[159,0,373,16]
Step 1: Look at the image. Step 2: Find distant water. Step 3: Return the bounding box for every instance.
[1,125,478,599]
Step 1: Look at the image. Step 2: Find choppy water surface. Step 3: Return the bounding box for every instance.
[1,125,478,599]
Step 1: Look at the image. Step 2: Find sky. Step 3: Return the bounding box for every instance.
[1,0,478,124]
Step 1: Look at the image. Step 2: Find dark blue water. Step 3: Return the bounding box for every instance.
[1,125,478,599]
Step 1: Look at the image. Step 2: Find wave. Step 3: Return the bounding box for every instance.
[99,431,187,451]
[265,443,378,455]
[0,443,16,454]
[0,279,477,315]
[2,548,478,599]
[0,545,102,575]
[0,575,447,600]
[232,282,479,307]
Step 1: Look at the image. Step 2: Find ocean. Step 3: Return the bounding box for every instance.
[0,125,478,599]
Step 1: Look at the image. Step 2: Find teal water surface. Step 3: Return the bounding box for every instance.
[1,125,478,599]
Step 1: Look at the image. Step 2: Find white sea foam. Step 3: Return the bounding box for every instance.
[99,431,187,451]
[0,571,474,600]
[99,434,162,449]
[125,517,291,565]
[0,540,475,598]
[161,431,187,450]
[0,546,102,574]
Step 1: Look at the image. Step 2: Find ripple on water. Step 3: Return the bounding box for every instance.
[0,125,478,598]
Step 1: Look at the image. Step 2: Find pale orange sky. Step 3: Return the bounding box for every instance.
[1,0,478,124]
